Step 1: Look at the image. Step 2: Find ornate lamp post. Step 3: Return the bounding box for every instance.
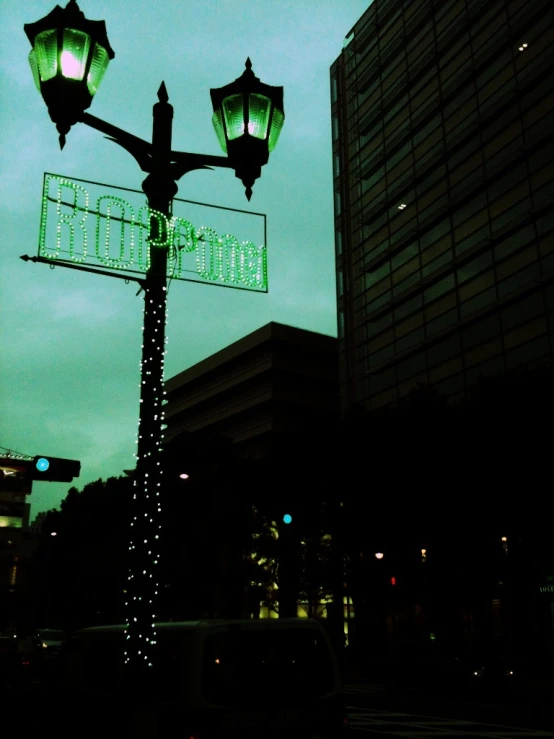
[211,58,285,200]
[24,0,284,682]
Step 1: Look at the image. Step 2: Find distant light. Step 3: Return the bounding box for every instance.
[36,457,50,472]
[50,532,57,536]
[421,548,427,555]
[179,473,189,480]
[390,576,396,585]
[375,552,384,559]
[283,514,292,524]
[398,203,407,210]
[501,536,507,542]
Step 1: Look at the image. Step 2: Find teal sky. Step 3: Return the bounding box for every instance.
[0,0,369,520]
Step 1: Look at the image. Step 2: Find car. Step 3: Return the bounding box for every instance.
[33,628,66,658]
[465,647,520,696]
[41,618,349,738]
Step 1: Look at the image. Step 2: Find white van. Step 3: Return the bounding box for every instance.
[49,618,348,738]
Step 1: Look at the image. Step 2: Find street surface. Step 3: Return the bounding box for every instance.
[344,680,554,737]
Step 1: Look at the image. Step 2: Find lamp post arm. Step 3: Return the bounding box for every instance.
[167,150,234,181]
[80,112,235,179]
[80,112,153,172]
[170,150,234,169]
[81,112,151,153]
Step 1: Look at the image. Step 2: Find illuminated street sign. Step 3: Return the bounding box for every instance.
[38,173,268,292]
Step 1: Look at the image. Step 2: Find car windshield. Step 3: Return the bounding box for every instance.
[201,627,334,706]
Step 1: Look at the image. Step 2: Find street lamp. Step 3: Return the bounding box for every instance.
[211,58,285,200]
[24,0,114,149]
[23,0,284,682]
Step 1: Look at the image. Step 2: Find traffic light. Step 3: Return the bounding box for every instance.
[282,513,292,524]
[32,455,81,482]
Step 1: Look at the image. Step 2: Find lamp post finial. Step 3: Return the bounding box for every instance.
[157,81,169,103]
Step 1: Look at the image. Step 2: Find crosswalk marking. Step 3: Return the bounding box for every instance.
[345,705,554,737]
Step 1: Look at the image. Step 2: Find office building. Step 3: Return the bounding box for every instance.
[331,0,554,412]
[164,322,337,459]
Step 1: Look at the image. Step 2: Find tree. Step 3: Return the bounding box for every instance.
[27,476,133,631]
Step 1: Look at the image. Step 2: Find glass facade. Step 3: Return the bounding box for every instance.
[331,0,554,411]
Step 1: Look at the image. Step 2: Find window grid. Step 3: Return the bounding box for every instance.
[336,0,554,410]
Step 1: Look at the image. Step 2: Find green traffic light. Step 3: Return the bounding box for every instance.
[283,513,292,524]
[36,457,50,472]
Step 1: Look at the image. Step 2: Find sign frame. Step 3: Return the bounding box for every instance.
[37,172,269,293]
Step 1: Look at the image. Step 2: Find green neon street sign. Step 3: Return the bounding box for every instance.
[38,173,268,292]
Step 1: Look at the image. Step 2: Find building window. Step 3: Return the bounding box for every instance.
[426,308,457,337]
[424,275,456,304]
[394,293,422,322]
[338,310,345,339]
[331,76,338,103]
[428,334,461,366]
[396,327,425,352]
[460,286,497,318]
[334,190,342,216]
[337,270,344,298]
[332,116,339,142]
[501,291,544,332]
[367,261,391,287]
[336,230,343,257]
[462,313,501,350]
[457,252,494,284]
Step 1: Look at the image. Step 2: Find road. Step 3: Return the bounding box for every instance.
[344,680,554,737]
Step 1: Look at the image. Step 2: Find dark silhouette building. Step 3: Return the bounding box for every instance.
[164,321,338,459]
[162,322,340,623]
[330,0,554,660]
[0,457,35,634]
[331,0,554,412]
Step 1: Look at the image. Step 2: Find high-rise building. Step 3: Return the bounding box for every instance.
[331,0,554,412]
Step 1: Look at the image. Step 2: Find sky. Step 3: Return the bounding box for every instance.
[0,0,369,520]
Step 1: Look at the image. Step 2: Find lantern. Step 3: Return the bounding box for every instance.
[24,0,114,148]
[211,58,284,200]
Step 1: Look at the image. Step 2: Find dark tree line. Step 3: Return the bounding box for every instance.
[23,365,554,646]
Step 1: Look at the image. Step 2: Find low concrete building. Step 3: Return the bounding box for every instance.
[164,321,338,460]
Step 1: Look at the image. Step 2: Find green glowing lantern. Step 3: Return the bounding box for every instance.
[210,58,285,200]
[24,0,114,149]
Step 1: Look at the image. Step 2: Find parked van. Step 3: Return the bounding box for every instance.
[47,618,348,738]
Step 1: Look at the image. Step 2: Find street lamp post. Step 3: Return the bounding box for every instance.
[24,0,284,682]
